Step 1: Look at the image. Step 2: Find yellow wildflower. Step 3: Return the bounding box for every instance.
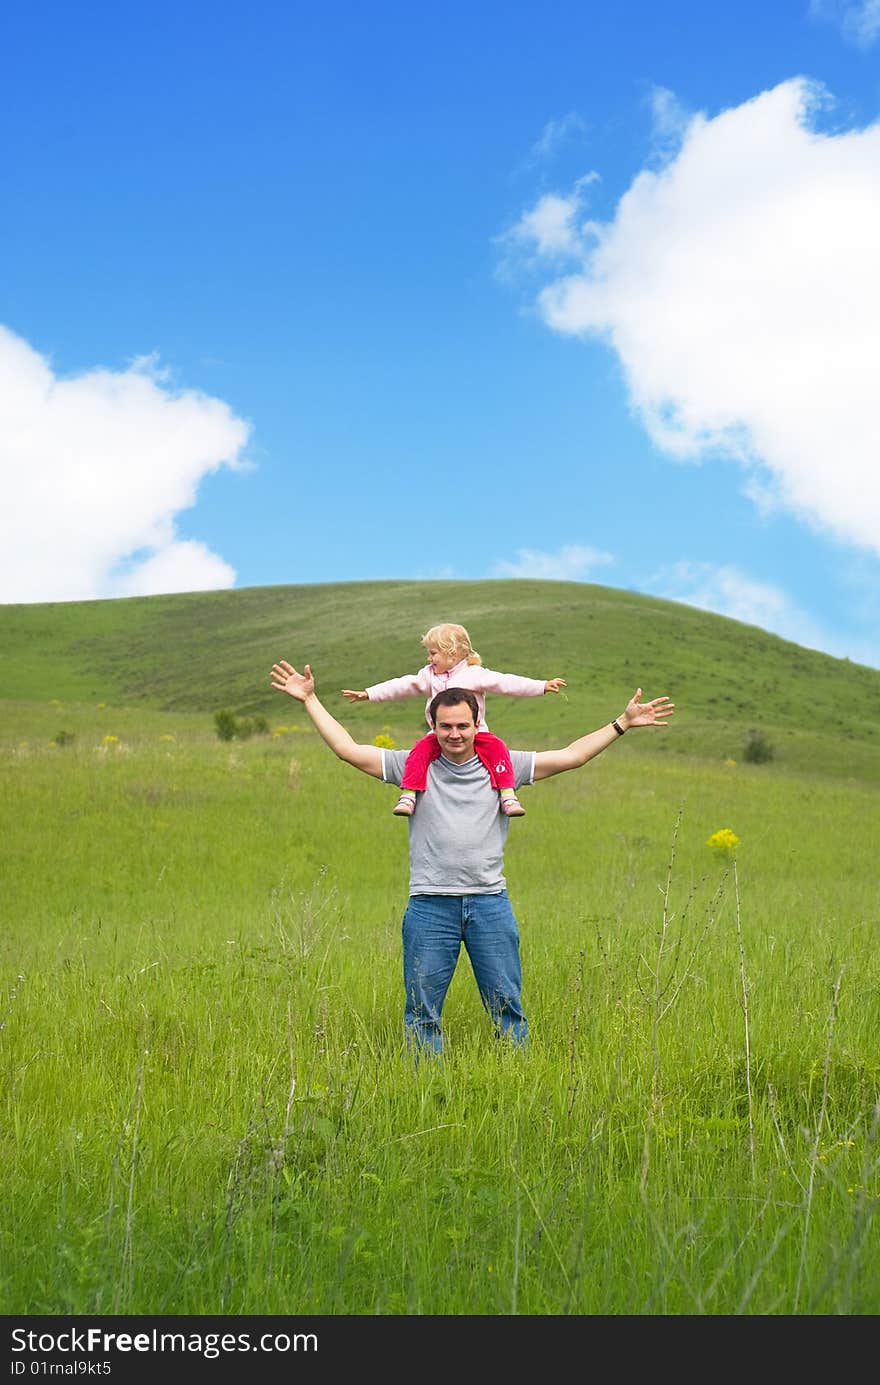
[707,828,740,854]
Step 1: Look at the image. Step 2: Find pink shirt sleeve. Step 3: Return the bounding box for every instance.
[467,667,546,698]
[366,668,432,703]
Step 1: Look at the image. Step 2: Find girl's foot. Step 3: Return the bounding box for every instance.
[393,792,416,816]
[500,793,525,817]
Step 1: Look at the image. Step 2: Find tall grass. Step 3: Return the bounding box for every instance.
[2,702,878,1314]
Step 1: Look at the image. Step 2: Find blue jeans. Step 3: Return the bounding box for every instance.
[402,892,528,1054]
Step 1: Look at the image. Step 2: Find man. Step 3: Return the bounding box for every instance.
[270,658,674,1054]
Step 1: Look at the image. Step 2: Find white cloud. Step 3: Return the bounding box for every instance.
[507,193,586,259]
[649,559,822,638]
[0,325,251,603]
[492,543,614,581]
[648,559,880,665]
[530,112,589,161]
[509,78,880,559]
[495,178,603,290]
[647,85,692,160]
[497,191,597,274]
[810,0,880,49]
[109,541,236,597]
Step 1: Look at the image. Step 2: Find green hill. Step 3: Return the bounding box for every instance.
[2,578,878,781]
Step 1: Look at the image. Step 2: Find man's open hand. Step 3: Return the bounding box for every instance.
[621,688,675,729]
[270,660,315,701]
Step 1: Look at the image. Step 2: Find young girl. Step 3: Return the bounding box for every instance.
[342,622,566,818]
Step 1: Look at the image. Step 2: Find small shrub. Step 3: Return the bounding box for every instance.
[52,730,76,748]
[214,710,271,741]
[214,709,238,742]
[743,728,774,763]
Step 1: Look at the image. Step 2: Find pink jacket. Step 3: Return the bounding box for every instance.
[366,659,546,731]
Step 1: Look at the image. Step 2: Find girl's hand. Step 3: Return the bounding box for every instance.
[544,678,567,694]
[341,689,369,703]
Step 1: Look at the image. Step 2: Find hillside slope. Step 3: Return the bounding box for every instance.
[2,579,878,780]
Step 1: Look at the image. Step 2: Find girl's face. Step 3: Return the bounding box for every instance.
[425,645,460,674]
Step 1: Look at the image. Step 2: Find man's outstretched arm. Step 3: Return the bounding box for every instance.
[533,688,674,781]
[270,660,384,779]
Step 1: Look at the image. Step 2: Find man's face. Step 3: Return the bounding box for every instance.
[433,701,477,763]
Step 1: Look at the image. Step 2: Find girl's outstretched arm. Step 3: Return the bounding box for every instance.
[360,669,432,703]
[469,667,565,699]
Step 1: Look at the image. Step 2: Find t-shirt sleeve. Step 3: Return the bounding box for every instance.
[511,750,535,789]
[381,748,408,785]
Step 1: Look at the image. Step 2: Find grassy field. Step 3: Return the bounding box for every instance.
[1,580,879,1315]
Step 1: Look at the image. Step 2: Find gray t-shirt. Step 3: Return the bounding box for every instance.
[382,748,536,895]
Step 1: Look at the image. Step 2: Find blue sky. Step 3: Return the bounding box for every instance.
[2,0,879,669]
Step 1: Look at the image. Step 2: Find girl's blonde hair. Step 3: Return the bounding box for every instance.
[421,622,482,667]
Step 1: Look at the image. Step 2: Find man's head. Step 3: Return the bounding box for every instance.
[428,688,479,763]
